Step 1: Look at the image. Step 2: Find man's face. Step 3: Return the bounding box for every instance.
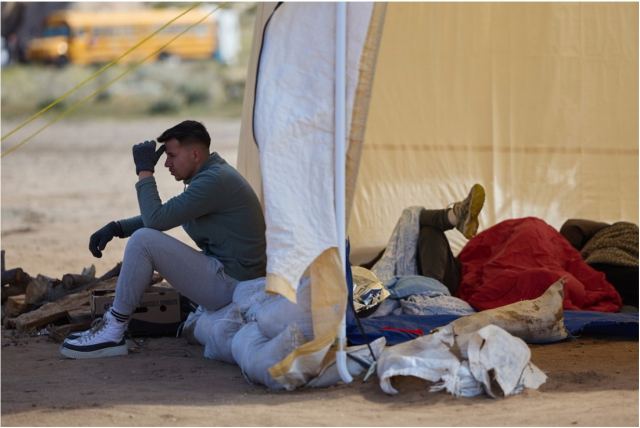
[163,138,198,181]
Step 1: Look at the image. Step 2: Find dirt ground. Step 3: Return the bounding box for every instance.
[1,118,638,426]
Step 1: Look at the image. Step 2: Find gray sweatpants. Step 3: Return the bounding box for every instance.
[112,228,238,315]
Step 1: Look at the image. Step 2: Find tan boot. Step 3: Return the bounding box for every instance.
[451,183,486,239]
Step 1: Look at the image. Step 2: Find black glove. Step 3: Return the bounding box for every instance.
[132,140,166,175]
[89,221,124,258]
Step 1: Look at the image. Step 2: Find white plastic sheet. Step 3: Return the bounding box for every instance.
[256,277,313,340]
[308,337,387,388]
[467,325,547,397]
[193,303,244,364]
[231,322,306,390]
[232,277,272,316]
[377,324,546,398]
[190,276,314,389]
[254,2,373,295]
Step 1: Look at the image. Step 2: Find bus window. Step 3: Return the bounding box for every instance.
[42,25,70,38]
[164,24,188,34]
[92,27,113,37]
[111,26,135,37]
[191,25,209,37]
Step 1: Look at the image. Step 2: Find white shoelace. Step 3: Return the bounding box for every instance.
[76,317,110,344]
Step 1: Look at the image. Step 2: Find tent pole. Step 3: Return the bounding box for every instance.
[335,1,353,384]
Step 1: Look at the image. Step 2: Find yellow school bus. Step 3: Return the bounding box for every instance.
[26,7,217,65]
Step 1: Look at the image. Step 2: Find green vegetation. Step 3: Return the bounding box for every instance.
[1,3,256,122]
[1,59,246,121]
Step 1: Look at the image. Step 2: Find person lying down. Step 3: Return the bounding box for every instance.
[356,184,628,317]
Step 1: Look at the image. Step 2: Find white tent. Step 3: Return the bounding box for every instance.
[236,2,638,387]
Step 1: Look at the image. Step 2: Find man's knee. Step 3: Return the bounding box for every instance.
[128,227,164,249]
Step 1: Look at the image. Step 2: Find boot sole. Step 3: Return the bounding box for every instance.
[59,343,128,359]
[462,184,486,239]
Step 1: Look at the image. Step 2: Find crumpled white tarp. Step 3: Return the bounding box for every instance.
[375,280,564,397]
[193,303,244,364]
[371,206,423,284]
[231,277,273,316]
[307,337,386,388]
[377,324,547,397]
[466,325,547,398]
[256,277,313,340]
[190,276,379,390]
[188,277,560,393]
[231,322,306,390]
[190,277,314,388]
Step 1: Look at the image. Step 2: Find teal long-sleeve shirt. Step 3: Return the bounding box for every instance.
[118,153,266,281]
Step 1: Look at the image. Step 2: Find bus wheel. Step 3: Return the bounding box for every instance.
[158,52,179,63]
[54,55,69,67]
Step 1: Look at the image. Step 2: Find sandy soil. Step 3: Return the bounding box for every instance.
[1,118,638,426]
[1,333,637,426]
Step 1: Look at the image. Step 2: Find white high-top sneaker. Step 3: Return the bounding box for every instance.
[65,318,102,341]
[60,311,128,359]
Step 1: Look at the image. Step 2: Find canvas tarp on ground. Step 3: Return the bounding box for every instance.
[236,2,638,387]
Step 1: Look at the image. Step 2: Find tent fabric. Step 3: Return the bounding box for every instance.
[457,217,623,312]
[253,2,373,299]
[237,3,276,201]
[347,3,638,258]
[344,3,387,221]
[237,3,638,387]
[240,3,377,388]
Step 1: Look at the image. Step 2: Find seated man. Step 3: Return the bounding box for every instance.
[61,120,266,359]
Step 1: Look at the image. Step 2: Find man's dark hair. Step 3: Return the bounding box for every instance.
[157,120,211,149]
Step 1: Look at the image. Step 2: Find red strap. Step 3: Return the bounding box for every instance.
[381,326,424,336]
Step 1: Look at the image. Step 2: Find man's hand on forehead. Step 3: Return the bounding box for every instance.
[132,140,166,175]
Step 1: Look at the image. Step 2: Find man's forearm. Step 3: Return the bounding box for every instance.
[118,215,145,237]
[138,171,154,180]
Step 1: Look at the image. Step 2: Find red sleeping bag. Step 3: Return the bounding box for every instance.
[457,217,622,312]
